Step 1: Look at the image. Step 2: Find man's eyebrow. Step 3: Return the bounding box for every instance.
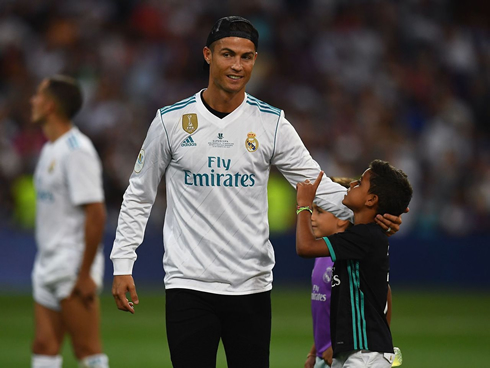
[219,47,255,55]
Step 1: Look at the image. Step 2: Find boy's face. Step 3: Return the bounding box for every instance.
[342,168,372,211]
[311,204,339,238]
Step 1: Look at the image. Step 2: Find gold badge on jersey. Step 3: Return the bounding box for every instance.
[48,160,56,173]
[182,114,198,134]
[245,132,259,152]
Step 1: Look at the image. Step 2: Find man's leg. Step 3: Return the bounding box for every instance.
[165,289,221,368]
[60,295,108,366]
[220,291,271,368]
[32,302,65,368]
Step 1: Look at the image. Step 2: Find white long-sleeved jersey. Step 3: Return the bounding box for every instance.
[111,91,352,295]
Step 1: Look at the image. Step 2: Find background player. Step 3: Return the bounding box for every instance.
[30,75,109,368]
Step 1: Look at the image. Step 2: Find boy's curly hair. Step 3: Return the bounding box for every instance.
[368,159,412,216]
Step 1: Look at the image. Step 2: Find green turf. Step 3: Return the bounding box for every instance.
[2,288,489,367]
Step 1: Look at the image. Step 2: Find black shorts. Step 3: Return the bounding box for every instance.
[165,288,271,368]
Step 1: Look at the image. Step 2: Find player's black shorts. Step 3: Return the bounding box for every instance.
[165,288,271,368]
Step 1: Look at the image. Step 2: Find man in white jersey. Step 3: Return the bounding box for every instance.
[30,75,109,368]
[111,16,403,368]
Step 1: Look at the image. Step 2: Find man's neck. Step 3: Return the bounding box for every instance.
[201,92,229,118]
[42,117,73,142]
[202,87,245,113]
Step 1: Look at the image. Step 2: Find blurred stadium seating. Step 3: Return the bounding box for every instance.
[1,0,489,289]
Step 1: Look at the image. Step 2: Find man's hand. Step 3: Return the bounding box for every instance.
[112,275,139,314]
[375,207,410,236]
[71,274,97,309]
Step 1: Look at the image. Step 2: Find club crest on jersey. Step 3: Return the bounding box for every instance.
[48,160,56,173]
[182,113,198,134]
[323,266,333,283]
[245,132,259,152]
[134,149,145,173]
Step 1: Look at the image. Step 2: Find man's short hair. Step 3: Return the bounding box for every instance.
[205,16,259,51]
[368,159,413,216]
[45,75,83,120]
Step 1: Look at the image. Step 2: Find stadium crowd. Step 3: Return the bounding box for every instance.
[1,0,489,236]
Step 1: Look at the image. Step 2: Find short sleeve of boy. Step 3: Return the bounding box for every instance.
[322,224,377,262]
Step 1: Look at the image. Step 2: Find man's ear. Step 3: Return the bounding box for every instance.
[203,46,212,64]
[365,193,378,209]
[42,94,57,116]
[47,98,57,114]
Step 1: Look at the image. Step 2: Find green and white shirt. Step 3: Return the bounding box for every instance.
[324,222,393,356]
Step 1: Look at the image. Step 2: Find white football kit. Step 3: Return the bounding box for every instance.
[33,127,105,309]
[111,91,352,295]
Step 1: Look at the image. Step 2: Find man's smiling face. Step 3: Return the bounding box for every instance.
[205,36,257,95]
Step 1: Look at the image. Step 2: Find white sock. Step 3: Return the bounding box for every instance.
[32,354,62,368]
[79,354,109,368]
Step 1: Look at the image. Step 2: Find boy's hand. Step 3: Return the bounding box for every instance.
[296,171,324,207]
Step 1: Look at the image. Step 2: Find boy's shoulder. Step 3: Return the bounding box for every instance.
[348,222,384,235]
[344,222,388,245]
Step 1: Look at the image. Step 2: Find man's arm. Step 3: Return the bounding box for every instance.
[272,116,352,221]
[110,112,170,311]
[272,116,406,233]
[71,202,106,308]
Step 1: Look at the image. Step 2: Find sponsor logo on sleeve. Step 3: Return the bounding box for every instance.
[48,160,56,173]
[134,149,145,173]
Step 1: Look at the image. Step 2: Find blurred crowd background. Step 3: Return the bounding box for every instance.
[1,0,490,238]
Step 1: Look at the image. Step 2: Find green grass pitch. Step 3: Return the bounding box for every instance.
[2,287,489,367]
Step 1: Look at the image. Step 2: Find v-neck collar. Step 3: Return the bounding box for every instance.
[196,89,247,129]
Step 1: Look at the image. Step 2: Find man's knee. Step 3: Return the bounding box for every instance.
[32,337,61,356]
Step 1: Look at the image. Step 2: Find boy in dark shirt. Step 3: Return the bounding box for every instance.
[296,159,412,368]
